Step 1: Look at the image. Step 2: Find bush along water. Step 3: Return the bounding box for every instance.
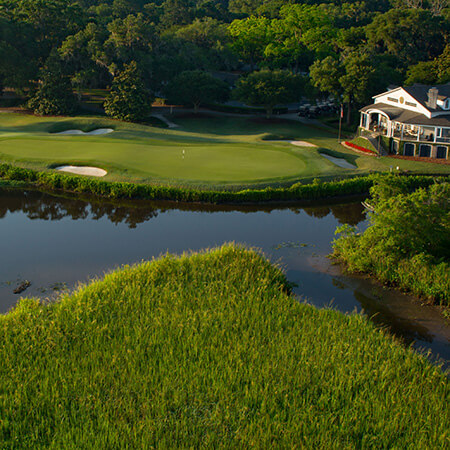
[0,163,446,204]
[333,176,450,307]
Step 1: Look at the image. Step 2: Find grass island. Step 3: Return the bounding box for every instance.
[0,245,448,447]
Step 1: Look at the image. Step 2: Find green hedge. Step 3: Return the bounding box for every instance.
[0,163,446,204]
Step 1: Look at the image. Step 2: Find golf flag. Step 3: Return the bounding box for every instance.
[340,104,344,118]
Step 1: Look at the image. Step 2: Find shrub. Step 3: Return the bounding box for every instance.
[0,163,445,205]
[333,178,450,306]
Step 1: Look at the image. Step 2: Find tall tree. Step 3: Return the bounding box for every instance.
[160,0,193,29]
[234,69,303,117]
[27,58,77,115]
[228,17,273,69]
[164,70,229,112]
[405,61,439,85]
[104,61,153,121]
[366,8,447,67]
[310,53,381,124]
[309,56,343,100]
[339,53,376,123]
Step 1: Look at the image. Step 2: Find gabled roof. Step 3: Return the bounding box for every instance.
[402,83,450,112]
[373,87,403,99]
[373,83,450,113]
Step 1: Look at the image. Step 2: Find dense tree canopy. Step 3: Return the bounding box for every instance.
[165,70,229,111]
[234,69,303,116]
[0,0,448,122]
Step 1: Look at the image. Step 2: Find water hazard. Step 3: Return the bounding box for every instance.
[0,188,448,367]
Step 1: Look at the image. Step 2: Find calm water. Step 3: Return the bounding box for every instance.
[0,188,448,367]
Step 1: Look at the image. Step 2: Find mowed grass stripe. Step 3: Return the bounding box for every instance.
[0,245,447,447]
[1,113,449,187]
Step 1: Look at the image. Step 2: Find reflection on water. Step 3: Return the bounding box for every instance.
[0,189,366,228]
[0,188,448,368]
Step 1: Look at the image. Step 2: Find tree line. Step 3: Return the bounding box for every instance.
[0,0,449,122]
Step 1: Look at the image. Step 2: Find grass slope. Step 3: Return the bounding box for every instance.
[0,113,448,188]
[0,245,447,447]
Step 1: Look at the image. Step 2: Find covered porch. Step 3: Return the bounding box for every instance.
[390,122,450,143]
[360,109,390,136]
[360,110,450,144]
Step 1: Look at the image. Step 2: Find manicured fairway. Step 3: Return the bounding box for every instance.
[0,112,448,187]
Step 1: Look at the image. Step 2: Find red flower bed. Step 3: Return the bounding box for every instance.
[343,141,376,155]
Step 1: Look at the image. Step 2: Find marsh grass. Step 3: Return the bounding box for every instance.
[0,245,448,447]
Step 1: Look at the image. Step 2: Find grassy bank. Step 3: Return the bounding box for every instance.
[333,177,450,308]
[0,163,447,204]
[1,112,449,188]
[0,245,448,447]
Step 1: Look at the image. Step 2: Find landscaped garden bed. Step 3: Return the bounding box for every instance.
[342,141,377,156]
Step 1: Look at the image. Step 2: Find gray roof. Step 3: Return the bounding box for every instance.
[402,83,450,112]
[360,103,450,127]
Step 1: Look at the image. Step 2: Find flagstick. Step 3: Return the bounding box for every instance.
[338,104,343,143]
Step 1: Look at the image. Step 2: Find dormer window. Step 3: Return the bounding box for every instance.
[445,99,450,110]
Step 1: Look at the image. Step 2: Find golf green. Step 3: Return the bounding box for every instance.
[0,112,448,186]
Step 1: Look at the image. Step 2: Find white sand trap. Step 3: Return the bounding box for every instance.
[54,128,114,135]
[320,153,356,169]
[55,165,107,177]
[290,140,317,147]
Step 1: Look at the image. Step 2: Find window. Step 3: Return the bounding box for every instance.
[404,143,415,156]
[419,144,431,157]
[436,146,447,159]
[405,101,417,107]
[387,97,398,103]
[392,140,399,154]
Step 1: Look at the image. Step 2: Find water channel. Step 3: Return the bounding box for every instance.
[0,188,448,368]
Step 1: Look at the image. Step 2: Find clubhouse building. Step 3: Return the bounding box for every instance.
[359,83,450,159]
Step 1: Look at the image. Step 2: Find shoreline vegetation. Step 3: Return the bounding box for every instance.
[333,177,450,311]
[0,245,448,446]
[0,163,447,205]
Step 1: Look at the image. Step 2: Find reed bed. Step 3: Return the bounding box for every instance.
[0,245,447,447]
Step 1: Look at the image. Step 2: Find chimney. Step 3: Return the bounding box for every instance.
[427,87,439,109]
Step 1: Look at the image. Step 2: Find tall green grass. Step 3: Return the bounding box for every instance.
[0,163,446,204]
[0,245,448,447]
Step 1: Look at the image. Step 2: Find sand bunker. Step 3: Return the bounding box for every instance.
[54,128,114,136]
[54,165,107,177]
[290,141,317,147]
[320,153,356,169]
